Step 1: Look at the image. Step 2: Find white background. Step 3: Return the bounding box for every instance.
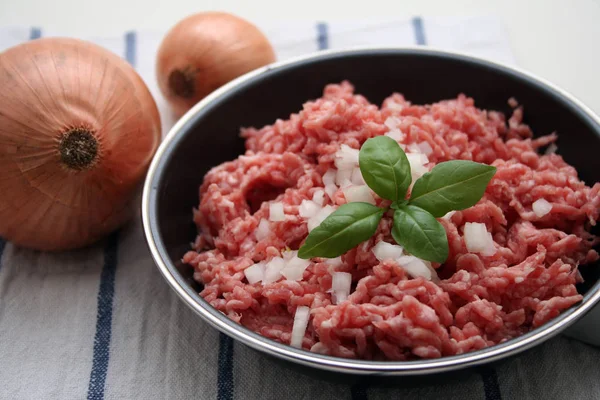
[0,0,599,114]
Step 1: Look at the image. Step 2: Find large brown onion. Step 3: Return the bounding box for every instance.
[0,37,161,251]
[156,12,276,116]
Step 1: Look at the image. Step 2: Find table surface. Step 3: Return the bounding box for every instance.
[0,0,599,115]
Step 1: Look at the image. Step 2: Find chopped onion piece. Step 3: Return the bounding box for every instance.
[281,255,311,281]
[290,306,310,348]
[282,249,296,261]
[418,141,434,155]
[299,199,321,219]
[307,205,336,232]
[269,202,285,221]
[397,256,437,280]
[406,153,429,170]
[373,241,404,262]
[335,168,353,187]
[481,243,496,257]
[334,144,359,169]
[386,102,404,112]
[464,222,496,256]
[545,143,558,155]
[244,262,265,284]
[256,219,270,240]
[324,183,338,199]
[385,129,404,141]
[351,167,366,185]
[384,116,401,130]
[464,222,488,252]
[408,142,421,154]
[332,272,352,304]
[411,165,429,183]
[442,211,456,220]
[406,152,429,165]
[406,152,430,183]
[342,185,376,205]
[263,257,286,284]
[322,168,336,186]
[532,198,552,218]
[312,189,325,206]
[324,256,343,266]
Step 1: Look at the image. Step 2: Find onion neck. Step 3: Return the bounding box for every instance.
[59,128,98,170]
[169,67,196,98]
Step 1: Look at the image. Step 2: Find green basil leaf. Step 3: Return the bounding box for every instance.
[410,160,496,217]
[391,204,449,263]
[298,202,384,259]
[359,136,411,201]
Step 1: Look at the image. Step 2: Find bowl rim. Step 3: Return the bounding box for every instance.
[142,46,600,375]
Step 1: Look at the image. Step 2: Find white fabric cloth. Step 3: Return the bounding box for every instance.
[0,16,597,400]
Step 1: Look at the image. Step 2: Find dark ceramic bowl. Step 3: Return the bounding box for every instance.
[142,47,600,375]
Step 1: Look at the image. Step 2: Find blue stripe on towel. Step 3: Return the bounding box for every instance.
[350,381,369,400]
[29,27,41,40]
[481,367,503,400]
[87,32,136,399]
[217,333,235,400]
[125,31,136,66]
[412,17,426,45]
[86,232,120,400]
[316,22,329,50]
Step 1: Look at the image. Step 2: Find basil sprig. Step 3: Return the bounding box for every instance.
[298,136,496,262]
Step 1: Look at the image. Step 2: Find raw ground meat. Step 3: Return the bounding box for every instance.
[182,81,600,360]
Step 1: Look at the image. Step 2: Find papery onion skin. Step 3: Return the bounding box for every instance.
[156,12,276,116]
[0,38,161,251]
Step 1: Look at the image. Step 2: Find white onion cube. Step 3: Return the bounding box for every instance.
[324,183,338,199]
[418,141,434,155]
[322,169,336,186]
[384,117,401,130]
[532,199,552,218]
[263,257,286,284]
[291,306,310,348]
[406,153,430,183]
[324,256,343,266]
[332,272,352,304]
[397,256,437,280]
[312,189,325,206]
[299,200,321,219]
[307,205,336,232]
[269,202,285,222]
[256,219,270,240]
[335,168,353,188]
[464,222,496,256]
[351,167,366,185]
[442,211,456,220]
[385,129,404,141]
[342,185,376,205]
[373,241,404,262]
[244,263,265,284]
[334,144,360,169]
[281,256,311,281]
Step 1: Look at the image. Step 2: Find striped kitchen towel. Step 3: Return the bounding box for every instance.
[0,16,598,400]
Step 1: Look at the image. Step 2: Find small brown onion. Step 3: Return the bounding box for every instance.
[0,38,161,251]
[156,12,276,116]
